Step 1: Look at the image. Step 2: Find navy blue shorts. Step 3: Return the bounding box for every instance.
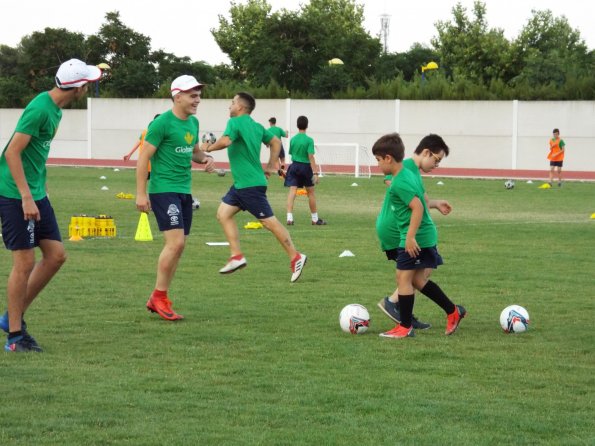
[0,196,62,250]
[550,161,563,167]
[396,246,444,270]
[284,162,314,188]
[149,192,193,234]
[222,186,274,219]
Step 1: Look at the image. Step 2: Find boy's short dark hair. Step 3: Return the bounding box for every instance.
[236,92,255,113]
[372,133,405,162]
[553,128,560,134]
[414,133,449,156]
[269,117,276,124]
[297,115,308,130]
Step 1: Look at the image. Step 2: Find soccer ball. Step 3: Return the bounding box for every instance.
[202,132,216,144]
[339,304,370,334]
[504,180,515,189]
[191,196,200,210]
[217,169,226,177]
[499,305,530,333]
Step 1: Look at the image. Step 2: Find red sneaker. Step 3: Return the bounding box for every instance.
[146,295,184,321]
[445,305,466,335]
[379,324,415,338]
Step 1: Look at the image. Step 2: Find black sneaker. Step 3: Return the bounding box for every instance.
[412,315,432,330]
[5,336,42,353]
[377,297,401,323]
[312,219,327,225]
[22,331,43,352]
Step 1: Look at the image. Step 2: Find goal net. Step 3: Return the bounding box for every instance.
[314,143,371,178]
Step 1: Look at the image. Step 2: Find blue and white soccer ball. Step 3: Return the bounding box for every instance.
[504,180,515,190]
[191,196,200,210]
[339,304,370,335]
[500,305,530,333]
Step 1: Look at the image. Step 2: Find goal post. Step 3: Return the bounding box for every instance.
[313,143,371,178]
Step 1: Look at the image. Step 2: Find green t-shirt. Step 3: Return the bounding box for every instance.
[289,133,315,163]
[376,160,437,250]
[0,92,62,200]
[224,114,273,189]
[268,125,286,140]
[145,110,198,194]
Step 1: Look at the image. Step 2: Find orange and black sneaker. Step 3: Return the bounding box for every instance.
[146,294,184,321]
[379,324,415,338]
[445,305,466,335]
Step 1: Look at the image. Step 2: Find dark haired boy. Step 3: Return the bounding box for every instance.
[372,133,466,338]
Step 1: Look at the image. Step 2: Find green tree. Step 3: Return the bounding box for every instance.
[212,0,381,94]
[17,28,89,91]
[432,1,510,85]
[508,10,591,87]
[374,44,439,82]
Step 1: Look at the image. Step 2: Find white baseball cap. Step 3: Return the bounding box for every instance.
[171,75,204,97]
[55,59,102,88]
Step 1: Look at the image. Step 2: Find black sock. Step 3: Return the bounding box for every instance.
[420,280,455,314]
[398,294,415,328]
[8,330,23,342]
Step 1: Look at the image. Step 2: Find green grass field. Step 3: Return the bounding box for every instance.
[1,167,594,445]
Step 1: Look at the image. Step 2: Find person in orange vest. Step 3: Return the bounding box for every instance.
[547,128,566,187]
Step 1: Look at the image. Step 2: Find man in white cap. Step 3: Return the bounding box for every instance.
[136,75,215,321]
[0,58,101,352]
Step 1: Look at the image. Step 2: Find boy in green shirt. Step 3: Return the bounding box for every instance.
[372,133,466,339]
[284,115,326,226]
[268,117,288,176]
[378,135,454,329]
[204,92,307,283]
[0,59,101,352]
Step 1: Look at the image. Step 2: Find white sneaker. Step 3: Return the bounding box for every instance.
[290,253,307,282]
[219,255,247,274]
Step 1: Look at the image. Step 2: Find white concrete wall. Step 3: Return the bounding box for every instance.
[1,99,594,171]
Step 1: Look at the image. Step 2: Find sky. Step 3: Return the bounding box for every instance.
[1,0,593,66]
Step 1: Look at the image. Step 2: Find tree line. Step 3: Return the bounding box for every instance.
[0,0,593,107]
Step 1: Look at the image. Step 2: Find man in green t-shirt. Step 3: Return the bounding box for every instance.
[284,115,326,226]
[204,92,307,283]
[372,133,466,339]
[0,59,101,352]
[268,117,288,176]
[136,75,215,321]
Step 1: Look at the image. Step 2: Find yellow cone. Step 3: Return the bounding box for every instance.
[134,212,153,241]
[590,213,595,219]
[538,183,551,189]
[69,225,83,241]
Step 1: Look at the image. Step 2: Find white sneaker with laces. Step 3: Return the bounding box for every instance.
[290,253,307,282]
[219,256,247,274]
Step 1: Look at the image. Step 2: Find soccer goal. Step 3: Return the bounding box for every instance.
[314,143,372,178]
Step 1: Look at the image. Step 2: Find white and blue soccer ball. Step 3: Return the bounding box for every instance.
[339,304,370,334]
[504,180,515,190]
[191,196,200,210]
[201,132,216,144]
[500,305,530,333]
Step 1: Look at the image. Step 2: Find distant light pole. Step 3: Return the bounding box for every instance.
[95,63,111,97]
[421,61,438,80]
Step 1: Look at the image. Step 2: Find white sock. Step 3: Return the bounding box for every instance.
[311,212,318,222]
[287,213,293,222]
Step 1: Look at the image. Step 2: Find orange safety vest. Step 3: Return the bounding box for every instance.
[548,137,565,162]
